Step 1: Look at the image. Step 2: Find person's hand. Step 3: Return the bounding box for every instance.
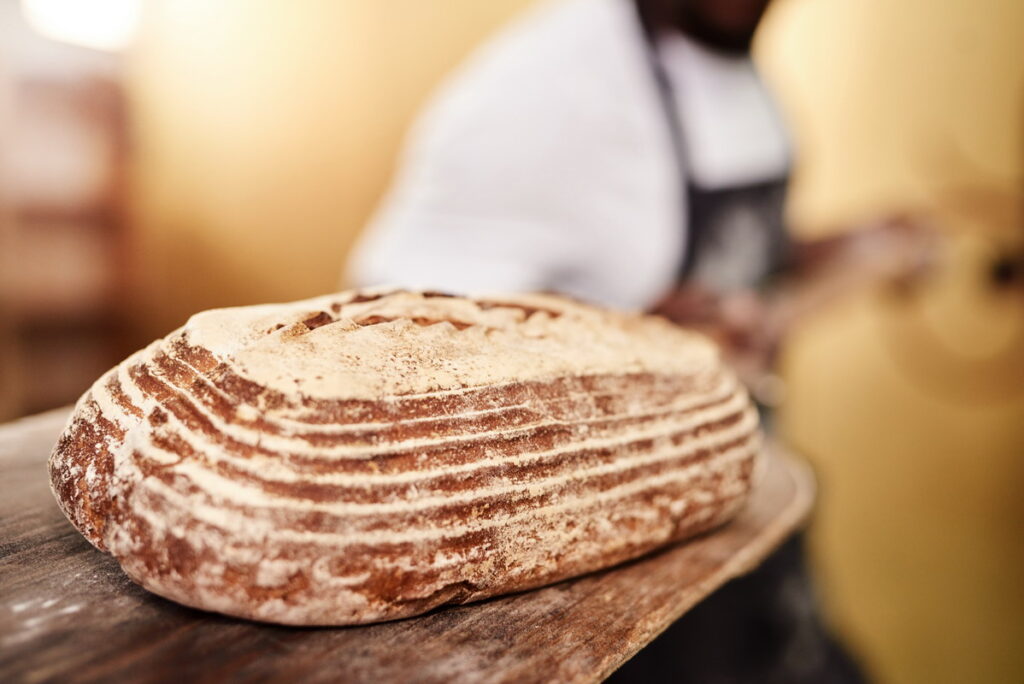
[840,213,939,289]
[652,286,780,398]
[650,284,721,328]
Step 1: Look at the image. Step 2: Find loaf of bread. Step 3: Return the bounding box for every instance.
[49,289,761,625]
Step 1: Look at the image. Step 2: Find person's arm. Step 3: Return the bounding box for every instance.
[763,214,937,340]
[652,215,937,397]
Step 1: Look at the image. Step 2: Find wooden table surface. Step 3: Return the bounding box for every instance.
[0,408,814,684]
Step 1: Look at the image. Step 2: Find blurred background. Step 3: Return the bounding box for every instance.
[0,0,1021,682]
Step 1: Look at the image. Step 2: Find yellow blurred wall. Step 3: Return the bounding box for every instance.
[128,1,1024,682]
[758,1,1024,682]
[128,0,532,341]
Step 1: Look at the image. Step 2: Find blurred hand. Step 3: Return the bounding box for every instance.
[840,213,939,288]
[652,286,778,392]
[650,214,940,404]
[650,284,720,327]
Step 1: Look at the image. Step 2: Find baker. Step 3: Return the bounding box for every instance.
[348,0,867,680]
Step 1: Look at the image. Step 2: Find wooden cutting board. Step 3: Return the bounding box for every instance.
[0,408,814,684]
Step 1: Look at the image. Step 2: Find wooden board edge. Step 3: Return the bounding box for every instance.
[593,445,817,682]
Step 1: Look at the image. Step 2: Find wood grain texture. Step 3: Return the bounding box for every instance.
[1,409,814,684]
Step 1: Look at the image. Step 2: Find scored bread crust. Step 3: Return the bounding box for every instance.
[48,289,761,626]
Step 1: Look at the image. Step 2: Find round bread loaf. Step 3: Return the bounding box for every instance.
[48,289,761,625]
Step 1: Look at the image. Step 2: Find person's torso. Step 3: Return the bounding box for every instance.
[654,32,792,292]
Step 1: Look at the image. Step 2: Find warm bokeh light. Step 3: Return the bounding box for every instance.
[0,1,1021,681]
[20,0,141,51]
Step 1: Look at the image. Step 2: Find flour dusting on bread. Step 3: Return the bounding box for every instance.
[49,289,760,625]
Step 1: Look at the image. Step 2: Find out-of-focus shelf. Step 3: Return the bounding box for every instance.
[0,72,128,421]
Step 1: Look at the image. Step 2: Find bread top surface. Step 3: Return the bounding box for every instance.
[181,289,721,401]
